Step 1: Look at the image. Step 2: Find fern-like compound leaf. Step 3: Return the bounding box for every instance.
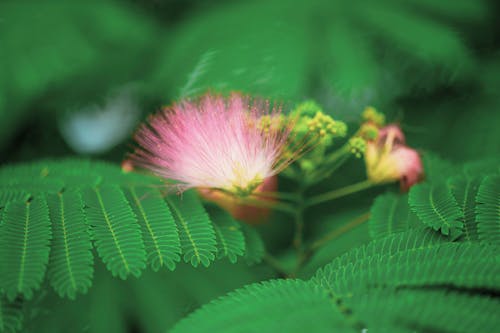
[166,191,216,268]
[0,190,30,209]
[448,175,483,241]
[207,206,245,263]
[369,192,422,239]
[46,191,93,299]
[171,279,354,333]
[0,198,51,301]
[0,190,30,224]
[241,224,265,265]
[125,186,181,271]
[84,186,146,279]
[0,297,23,333]
[476,175,500,246]
[348,289,500,333]
[409,183,464,238]
[314,231,499,298]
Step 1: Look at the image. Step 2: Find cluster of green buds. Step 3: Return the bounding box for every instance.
[282,101,348,176]
[348,137,366,158]
[362,106,385,127]
[278,101,392,185]
[346,106,386,158]
[290,100,347,144]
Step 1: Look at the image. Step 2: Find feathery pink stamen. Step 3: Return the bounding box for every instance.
[128,93,291,194]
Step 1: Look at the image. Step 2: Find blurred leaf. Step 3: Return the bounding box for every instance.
[241,224,265,265]
[207,206,245,264]
[153,1,311,100]
[0,0,157,148]
[0,297,23,333]
[476,175,500,246]
[171,279,353,333]
[421,152,458,182]
[369,192,422,239]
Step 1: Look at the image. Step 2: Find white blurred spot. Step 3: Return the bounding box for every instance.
[59,87,140,154]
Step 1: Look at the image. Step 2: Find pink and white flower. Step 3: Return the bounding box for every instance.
[127,92,292,196]
[365,124,423,191]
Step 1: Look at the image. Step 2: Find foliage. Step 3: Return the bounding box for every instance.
[172,229,500,332]
[0,0,499,332]
[0,159,261,305]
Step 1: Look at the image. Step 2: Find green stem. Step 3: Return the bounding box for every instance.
[309,212,370,252]
[305,180,374,207]
[292,186,306,251]
[306,144,351,185]
[263,253,289,277]
[296,212,370,270]
[323,143,350,165]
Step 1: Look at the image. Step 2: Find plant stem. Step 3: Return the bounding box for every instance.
[305,180,374,207]
[292,187,306,252]
[263,253,289,277]
[295,212,370,271]
[309,212,370,252]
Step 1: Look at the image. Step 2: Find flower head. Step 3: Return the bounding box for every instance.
[365,124,423,191]
[127,93,293,196]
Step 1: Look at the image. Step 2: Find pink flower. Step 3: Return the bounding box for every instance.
[365,124,423,191]
[127,92,292,196]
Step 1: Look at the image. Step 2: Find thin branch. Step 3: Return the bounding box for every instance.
[305,180,375,207]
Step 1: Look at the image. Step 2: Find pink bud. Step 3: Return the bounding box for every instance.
[365,124,423,191]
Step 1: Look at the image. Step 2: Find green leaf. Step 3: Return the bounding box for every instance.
[170,280,355,333]
[0,190,30,225]
[39,160,101,188]
[358,1,473,70]
[314,230,499,297]
[83,186,146,279]
[326,19,378,93]
[463,159,500,179]
[207,206,245,263]
[0,190,30,208]
[241,224,265,265]
[403,0,487,21]
[448,175,483,241]
[409,183,464,238]
[421,152,458,182]
[0,297,23,333]
[46,191,93,299]
[348,288,500,333]
[0,1,157,148]
[125,186,181,271]
[0,163,63,194]
[154,1,309,100]
[476,175,500,246]
[166,191,216,268]
[0,197,51,301]
[369,192,422,239]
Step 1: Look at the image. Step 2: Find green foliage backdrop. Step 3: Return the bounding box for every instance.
[0,0,499,332]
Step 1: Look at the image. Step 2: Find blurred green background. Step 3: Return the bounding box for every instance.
[1,0,499,332]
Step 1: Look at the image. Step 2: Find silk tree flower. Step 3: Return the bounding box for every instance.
[365,124,423,191]
[126,93,295,223]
